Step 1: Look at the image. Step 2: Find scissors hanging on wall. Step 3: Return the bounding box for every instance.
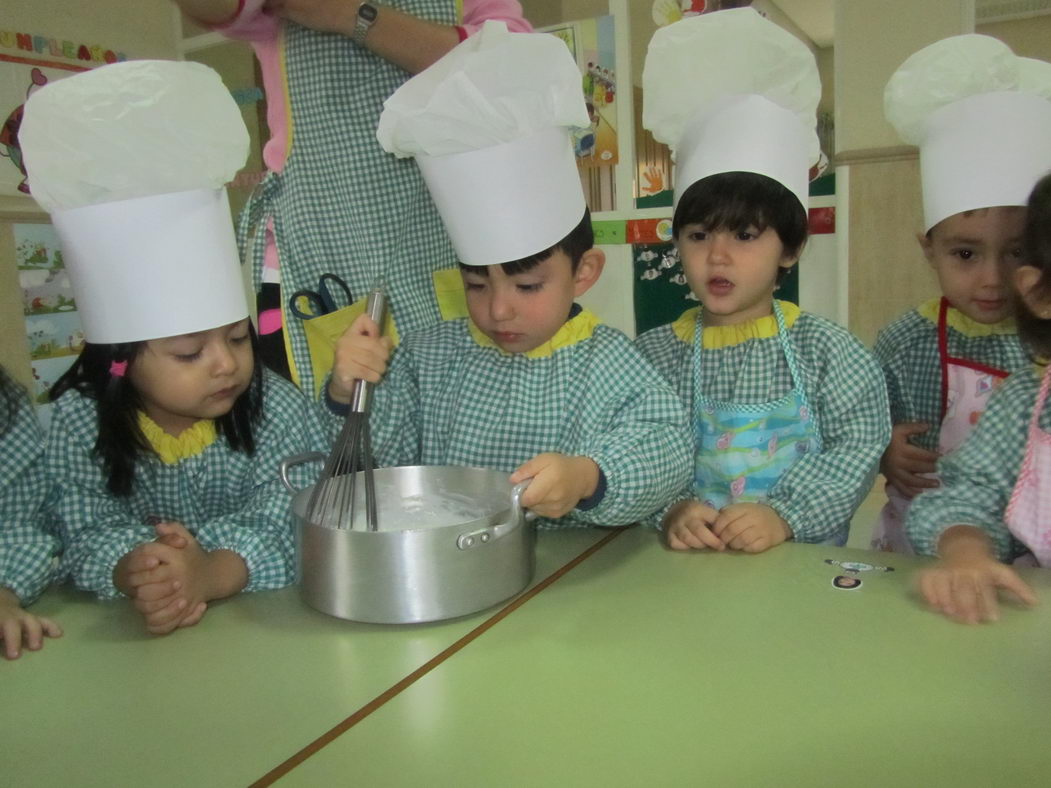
[288,273,353,320]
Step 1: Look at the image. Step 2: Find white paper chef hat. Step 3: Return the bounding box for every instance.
[643,7,821,212]
[885,35,1051,233]
[377,21,590,266]
[20,60,250,343]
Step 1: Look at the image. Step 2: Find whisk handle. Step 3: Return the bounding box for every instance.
[351,283,388,414]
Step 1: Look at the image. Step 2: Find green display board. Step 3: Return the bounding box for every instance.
[632,242,798,336]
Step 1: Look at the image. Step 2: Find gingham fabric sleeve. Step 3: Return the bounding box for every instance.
[368,341,425,469]
[47,393,158,599]
[764,316,890,542]
[634,324,695,528]
[366,314,691,528]
[0,393,59,605]
[906,368,1041,561]
[49,372,332,599]
[187,374,335,592]
[873,309,931,429]
[873,304,1028,452]
[561,328,691,527]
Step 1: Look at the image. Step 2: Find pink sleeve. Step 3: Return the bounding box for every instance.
[214,0,280,42]
[460,0,533,36]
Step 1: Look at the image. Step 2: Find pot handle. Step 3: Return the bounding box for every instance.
[455,481,536,551]
[279,452,328,494]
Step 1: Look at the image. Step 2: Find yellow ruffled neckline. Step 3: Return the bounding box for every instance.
[671,300,801,349]
[917,297,1016,337]
[468,308,601,358]
[138,412,217,464]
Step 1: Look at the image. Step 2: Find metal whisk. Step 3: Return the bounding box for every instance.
[307,281,388,531]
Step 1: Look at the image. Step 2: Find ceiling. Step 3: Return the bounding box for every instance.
[770,0,834,48]
[770,0,1051,50]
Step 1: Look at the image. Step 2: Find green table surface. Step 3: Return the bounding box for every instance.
[3,529,608,788]
[280,528,1051,788]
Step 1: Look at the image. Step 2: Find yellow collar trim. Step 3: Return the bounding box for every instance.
[917,297,1016,337]
[467,308,601,359]
[138,412,217,464]
[671,300,801,349]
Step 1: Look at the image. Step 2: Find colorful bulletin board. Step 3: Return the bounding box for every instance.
[539,16,618,168]
[13,222,81,427]
[0,27,125,198]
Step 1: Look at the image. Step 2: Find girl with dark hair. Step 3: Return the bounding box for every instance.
[47,321,331,635]
[908,173,1051,624]
[0,367,62,659]
[636,9,889,553]
[23,60,332,636]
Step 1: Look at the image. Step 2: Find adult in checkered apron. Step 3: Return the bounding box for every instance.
[172,0,532,398]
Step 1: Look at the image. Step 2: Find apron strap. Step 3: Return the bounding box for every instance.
[772,299,810,411]
[1028,363,1051,435]
[237,171,280,291]
[691,299,813,422]
[936,296,1011,420]
[937,296,951,420]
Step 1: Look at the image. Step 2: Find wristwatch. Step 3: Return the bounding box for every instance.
[351,2,379,46]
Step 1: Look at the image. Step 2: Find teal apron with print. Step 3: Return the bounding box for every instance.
[239,0,459,397]
[692,300,840,543]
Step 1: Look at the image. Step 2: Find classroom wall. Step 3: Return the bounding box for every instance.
[5,2,1050,385]
[0,0,180,391]
[836,1,975,345]
[977,14,1051,60]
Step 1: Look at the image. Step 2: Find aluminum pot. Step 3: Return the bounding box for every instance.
[280,454,536,624]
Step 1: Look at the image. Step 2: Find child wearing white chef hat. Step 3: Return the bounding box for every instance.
[873,35,1051,555]
[906,174,1051,624]
[635,8,889,553]
[21,60,333,635]
[328,22,691,527]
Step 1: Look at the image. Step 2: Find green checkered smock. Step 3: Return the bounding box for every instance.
[0,388,59,605]
[240,0,460,397]
[363,308,692,528]
[874,299,1027,451]
[906,365,1045,561]
[47,371,333,599]
[635,302,890,542]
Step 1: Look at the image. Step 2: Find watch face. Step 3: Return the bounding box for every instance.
[359,3,378,22]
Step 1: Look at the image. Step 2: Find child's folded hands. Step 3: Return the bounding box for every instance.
[662,499,724,551]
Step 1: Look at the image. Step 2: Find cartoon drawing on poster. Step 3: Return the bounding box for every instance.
[13,223,82,427]
[25,312,83,359]
[1,27,125,198]
[1,63,91,198]
[633,242,696,336]
[539,16,617,168]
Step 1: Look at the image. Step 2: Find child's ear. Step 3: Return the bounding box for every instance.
[573,248,606,297]
[778,237,804,270]
[1014,264,1051,317]
[917,231,935,264]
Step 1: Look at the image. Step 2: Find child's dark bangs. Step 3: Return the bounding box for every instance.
[674,173,772,236]
[701,193,770,235]
[457,247,554,277]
